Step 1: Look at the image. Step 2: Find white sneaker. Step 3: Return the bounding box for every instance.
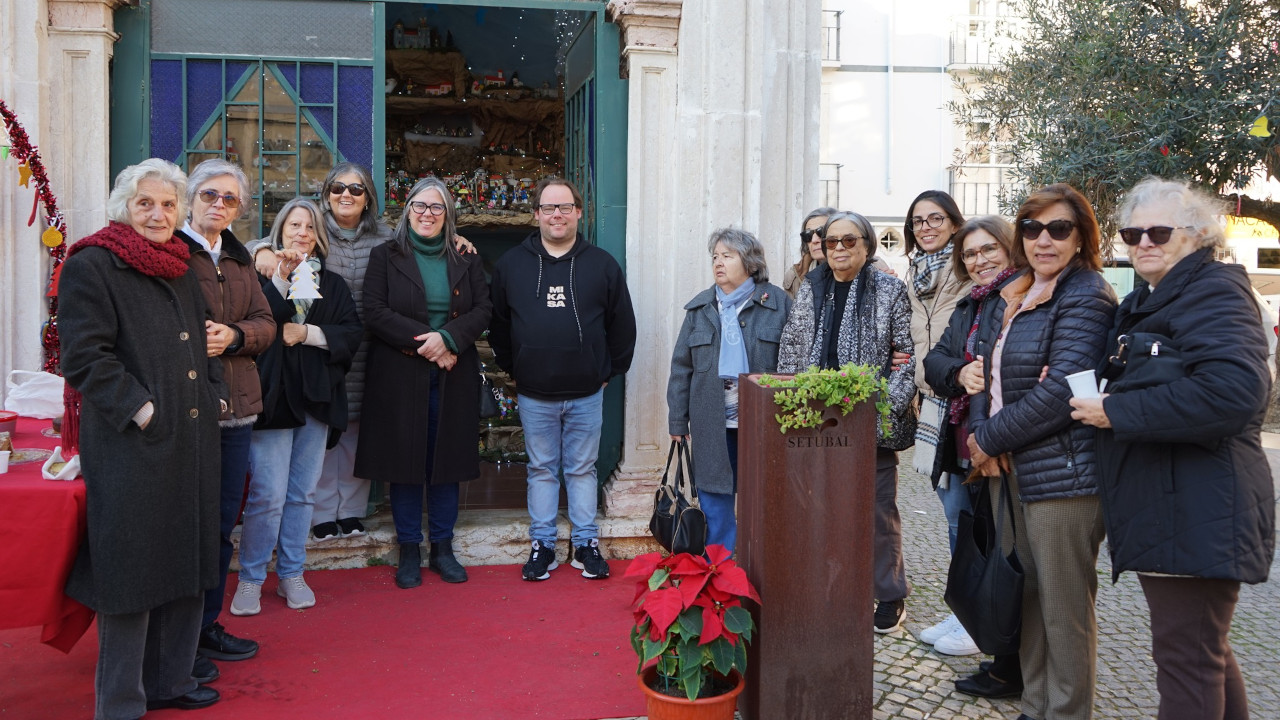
[229,581,262,616]
[919,613,961,645]
[276,575,316,609]
[934,623,981,656]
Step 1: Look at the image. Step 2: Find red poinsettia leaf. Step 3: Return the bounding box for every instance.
[677,573,710,608]
[665,553,708,577]
[699,604,725,645]
[705,544,732,566]
[631,580,650,609]
[710,565,761,602]
[624,552,664,581]
[641,587,685,636]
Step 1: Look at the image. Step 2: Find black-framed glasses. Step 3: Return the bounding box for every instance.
[824,234,864,250]
[1118,225,1193,246]
[1021,218,1076,241]
[961,242,1004,264]
[801,228,824,244]
[408,201,446,216]
[197,189,241,208]
[910,213,947,231]
[328,181,366,197]
[537,202,577,215]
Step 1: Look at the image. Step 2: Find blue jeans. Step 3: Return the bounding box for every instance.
[519,389,604,547]
[238,415,328,584]
[390,482,459,544]
[203,423,253,627]
[700,428,739,555]
[937,471,975,555]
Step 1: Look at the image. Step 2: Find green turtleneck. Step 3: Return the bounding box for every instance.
[409,228,457,354]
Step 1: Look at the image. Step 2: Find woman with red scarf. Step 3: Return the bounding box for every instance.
[59,158,227,718]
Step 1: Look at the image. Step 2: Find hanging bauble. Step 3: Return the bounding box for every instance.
[41,226,64,248]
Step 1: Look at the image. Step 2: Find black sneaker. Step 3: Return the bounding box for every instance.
[312,521,340,542]
[336,517,366,537]
[874,599,905,634]
[198,621,259,661]
[570,539,610,579]
[192,654,219,684]
[521,541,558,581]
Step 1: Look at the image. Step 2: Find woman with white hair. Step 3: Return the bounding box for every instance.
[667,228,792,554]
[60,158,227,716]
[173,158,275,678]
[1071,177,1274,720]
[230,198,362,616]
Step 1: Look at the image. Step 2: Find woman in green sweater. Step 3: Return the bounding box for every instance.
[355,177,492,589]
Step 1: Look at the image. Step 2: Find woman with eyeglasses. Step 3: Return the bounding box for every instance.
[782,207,836,298]
[232,198,363,616]
[900,191,978,655]
[965,184,1116,720]
[923,215,1025,699]
[172,159,276,678]
[777,210,917,635]
[355,177,492,589]
[1069,178,1273,720]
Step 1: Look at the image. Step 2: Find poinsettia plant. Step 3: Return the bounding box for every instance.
[626,545,760,701]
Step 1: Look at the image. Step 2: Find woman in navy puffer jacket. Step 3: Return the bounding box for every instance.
[966,184,1117,720]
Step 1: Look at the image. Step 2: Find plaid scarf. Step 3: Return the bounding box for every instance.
[948,266,1019,426]
[909,244,953,300]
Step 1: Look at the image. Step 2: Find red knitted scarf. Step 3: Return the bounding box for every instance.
[62,222,192,450]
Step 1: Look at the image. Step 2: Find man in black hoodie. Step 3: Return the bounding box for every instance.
[489,177,637,582]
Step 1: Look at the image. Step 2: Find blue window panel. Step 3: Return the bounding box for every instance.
[276,63,298,95]
[308,107,334,143]
[300,63,333,104]
[336,65,372,169]
[185,60,223,146]
[225,61,254,96]
[150,59,183,162]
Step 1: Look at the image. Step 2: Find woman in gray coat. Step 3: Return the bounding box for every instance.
[667,228,792,555]
[60,159,227,717]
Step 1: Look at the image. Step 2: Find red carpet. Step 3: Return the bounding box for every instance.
[0,562,647,719]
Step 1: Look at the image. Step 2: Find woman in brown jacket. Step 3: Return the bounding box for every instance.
[175,159,275,679]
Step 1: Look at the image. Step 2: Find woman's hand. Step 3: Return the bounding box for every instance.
[205,320,235,356]
[254,247,278,278]
[670,434,690,443]
[275,248,306,278]
[454,234,477,254]
[414,331,449,363]
[436,351,458,371]
[891,350,911,369]
[282,323,308,346]
[1069,395,1112,428]
[966,434,1005,476]
[958,356,985,395]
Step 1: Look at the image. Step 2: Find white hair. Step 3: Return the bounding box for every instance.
[107,158,188,224]
[1116,176,1228,250]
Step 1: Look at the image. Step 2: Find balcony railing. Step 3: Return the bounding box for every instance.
[949,14,1016,68]
[819,162,842,209]
[949,164,1019,217]
[822,10,841,63]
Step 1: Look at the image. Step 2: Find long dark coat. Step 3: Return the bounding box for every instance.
[355,241,492,485]
[59,244,225,615]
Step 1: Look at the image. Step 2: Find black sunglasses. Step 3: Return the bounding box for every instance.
[328,181,366,197]
[1020,218,1076,241]
[823,234,864,250]
[800,228,824,243]
[1118,225,1193,246]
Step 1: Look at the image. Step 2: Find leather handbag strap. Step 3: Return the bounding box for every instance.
[676,438,700,505]
[660,440,680,490]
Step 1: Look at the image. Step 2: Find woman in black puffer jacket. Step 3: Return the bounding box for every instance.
[966,184,1117,720]
[1071,177,1273,720]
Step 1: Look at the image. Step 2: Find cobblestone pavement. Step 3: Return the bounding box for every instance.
[613,442,1280,720]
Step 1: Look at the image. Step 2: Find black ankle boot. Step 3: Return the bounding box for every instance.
[428,540,468,583]
[396,543,422,589]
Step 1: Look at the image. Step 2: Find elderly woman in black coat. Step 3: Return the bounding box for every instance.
[966,184,1117,720]
[355,176,492,589]
[667,228,792,555]
[60,158,227,717]
[777,210,917,635]
[1071,177,1274,720]
[231,198,362,617]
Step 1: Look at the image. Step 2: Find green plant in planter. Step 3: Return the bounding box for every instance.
[758,362,891,434]
[627,545,760,701]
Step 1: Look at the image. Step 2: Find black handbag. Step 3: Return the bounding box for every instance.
[1102,331,1185,392]
[649,439,708,555]
[478,369,502,419]
[944,473,1024,655]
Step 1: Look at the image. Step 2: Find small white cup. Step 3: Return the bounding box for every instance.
[1066,369,1100,399]
[0,450,10,474]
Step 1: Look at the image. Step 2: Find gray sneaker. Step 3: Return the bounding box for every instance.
[276,575,316,609]
[228,581,261,616]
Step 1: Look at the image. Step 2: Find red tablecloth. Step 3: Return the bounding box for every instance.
[0,417,94,652]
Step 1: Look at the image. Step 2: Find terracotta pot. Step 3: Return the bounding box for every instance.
[637,665,743,720]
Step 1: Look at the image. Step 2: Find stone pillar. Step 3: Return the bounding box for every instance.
[0,0,121,403]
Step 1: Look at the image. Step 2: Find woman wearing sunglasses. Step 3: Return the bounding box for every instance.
[355,177,492,589]
[923,215,1025,698]
[782,206,836,298]
[1070,178,1273,720]
[174,159,276,678]
[901,191,977,656]
[777,210,917,634]
[966,184,1116,720]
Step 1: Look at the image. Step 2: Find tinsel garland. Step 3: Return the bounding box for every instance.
[1,99,68,374]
